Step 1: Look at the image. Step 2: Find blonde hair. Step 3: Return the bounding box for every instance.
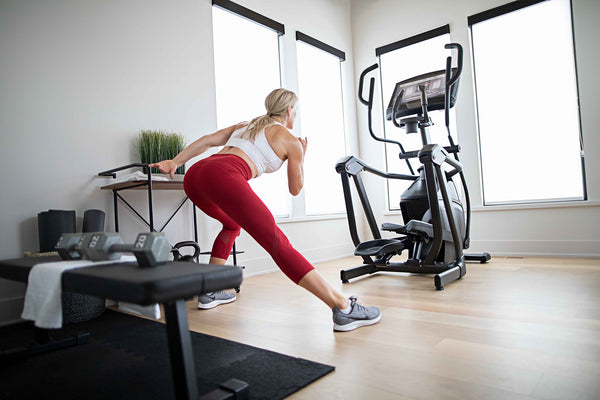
[242,88,298,140]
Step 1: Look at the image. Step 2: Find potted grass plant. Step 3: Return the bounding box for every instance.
[137,130,186,175]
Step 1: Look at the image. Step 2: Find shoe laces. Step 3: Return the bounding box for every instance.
[349,296,367,313]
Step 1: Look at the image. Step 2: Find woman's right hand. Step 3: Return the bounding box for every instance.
[148,160,178,179]
[297,137,308,157]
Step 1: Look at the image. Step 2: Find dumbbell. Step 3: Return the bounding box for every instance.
[54,233,90,260]
[81,232,172,267]
[55,231,172,267]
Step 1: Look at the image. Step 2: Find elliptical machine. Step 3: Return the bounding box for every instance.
[336,43,490,290]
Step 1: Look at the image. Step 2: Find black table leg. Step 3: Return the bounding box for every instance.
[113,189,119,232]
[163,299,199,400]
[193,204,198,243]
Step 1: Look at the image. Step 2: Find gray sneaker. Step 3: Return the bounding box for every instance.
[198,291,236,309]
[332,297,381,332]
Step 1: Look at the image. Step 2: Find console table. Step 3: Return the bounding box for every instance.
[99,164,198,241]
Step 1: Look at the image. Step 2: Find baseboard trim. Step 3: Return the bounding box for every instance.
[239,243,355,278]
[469,239,600,258]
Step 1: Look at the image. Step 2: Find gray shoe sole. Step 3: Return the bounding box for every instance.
[197,295,236,310]
[333,312,382,332]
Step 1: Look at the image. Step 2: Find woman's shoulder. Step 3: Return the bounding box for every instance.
[265,124,298,158]
[266,123,295,142]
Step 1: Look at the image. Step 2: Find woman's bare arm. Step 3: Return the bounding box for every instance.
[286,137,307,196]
[149,122,246,178]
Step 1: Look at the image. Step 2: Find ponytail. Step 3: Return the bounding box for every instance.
[242,115,276,141]
[241,88,298,140]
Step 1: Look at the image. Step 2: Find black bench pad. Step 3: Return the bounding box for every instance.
[0,256,243,305]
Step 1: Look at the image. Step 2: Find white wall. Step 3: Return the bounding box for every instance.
[0,0,357,325]
[349,0,600,257]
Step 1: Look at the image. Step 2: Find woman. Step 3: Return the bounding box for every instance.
[149,89,381,332]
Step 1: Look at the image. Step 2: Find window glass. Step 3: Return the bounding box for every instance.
[212,6,289,216]
[296,40,347,215]
[471,0,585,204]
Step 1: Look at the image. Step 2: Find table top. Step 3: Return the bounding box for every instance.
[100,180,184,191]
[0,256,243,305]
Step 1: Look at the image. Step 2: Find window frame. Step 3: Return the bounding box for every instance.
[212,0,285,35]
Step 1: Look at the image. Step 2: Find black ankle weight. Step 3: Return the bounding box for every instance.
[82,209,105,233]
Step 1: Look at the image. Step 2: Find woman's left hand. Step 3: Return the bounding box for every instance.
[148,159,178,179]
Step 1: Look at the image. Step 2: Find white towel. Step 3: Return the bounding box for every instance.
[22,260,97,328]
[112,171,169,184]
[21,256,140,329]
[117,302,161,320]
[110,257,162,320]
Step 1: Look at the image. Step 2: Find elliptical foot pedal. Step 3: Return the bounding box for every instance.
[381,223,406,233]
[354,239,406,257]
[404,220,434,239]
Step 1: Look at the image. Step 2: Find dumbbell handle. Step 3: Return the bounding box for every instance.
[109,242,169,256]
[108,243,136,254]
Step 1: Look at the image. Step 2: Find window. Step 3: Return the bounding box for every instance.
[376,26,454,210]
[211,0,290,216]
[295,32,347,215]
[469,0,585,205]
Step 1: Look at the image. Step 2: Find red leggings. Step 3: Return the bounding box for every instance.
[183,153,314,284]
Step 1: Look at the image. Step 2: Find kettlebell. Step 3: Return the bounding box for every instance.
[172,241,201,262]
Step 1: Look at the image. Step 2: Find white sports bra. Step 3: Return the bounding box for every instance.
[224,122,286,177]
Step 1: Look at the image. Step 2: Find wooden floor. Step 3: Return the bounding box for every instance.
[182,256,600,400]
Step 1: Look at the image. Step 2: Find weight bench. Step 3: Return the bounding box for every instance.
[0,255,246,400]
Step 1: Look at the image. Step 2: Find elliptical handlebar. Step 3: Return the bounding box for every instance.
[443,43,471,249]
[444,43,463,87]
[358,63,416,175]
[392,91,404,128]
[444,43,463,133]
[358,63,379,106]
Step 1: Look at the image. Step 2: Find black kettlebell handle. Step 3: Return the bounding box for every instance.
[172,241,201,262]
